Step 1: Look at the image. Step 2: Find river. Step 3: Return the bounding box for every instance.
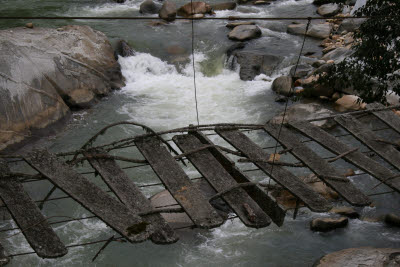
[1,0,400,266]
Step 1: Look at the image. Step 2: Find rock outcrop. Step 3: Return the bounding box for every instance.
[228,25,262,41]
[287,23,331,39]
[233,51,282,80]
[0,25,124,151]
[159,1,177,22]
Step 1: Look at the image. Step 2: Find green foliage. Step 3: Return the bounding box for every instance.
[322,0,400,103]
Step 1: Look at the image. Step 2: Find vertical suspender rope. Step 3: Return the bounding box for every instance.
[190,2,200,126]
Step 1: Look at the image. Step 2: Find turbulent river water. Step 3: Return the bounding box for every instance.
[1,0,400,266]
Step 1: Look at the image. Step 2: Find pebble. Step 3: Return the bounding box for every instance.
[26,23,34,29]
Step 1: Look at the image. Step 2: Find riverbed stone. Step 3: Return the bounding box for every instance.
[287,23,331,39]
[289,64,312,78]
[330,207,359,219]
[271,76,293,96]
[226,21,255,29]
[317,3,341,17]
[177,2,212,17]
[314,247,400,267]
[0,25,124,151]
[233,51,282,80]
[338,18,366,32]
[211,2,237,11]
[310,217,348,232]
[228,25,262,41]
[334,95,366,112]
[140,0,161,14]
[321,47,353,63]
[384,213,400,227]
[159,1,177,21]
[114,39,135,58]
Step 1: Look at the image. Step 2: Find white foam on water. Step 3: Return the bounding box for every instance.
[67,0,141,16]
[118,52,274,130]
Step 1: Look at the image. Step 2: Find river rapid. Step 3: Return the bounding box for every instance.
[1,0,400,266]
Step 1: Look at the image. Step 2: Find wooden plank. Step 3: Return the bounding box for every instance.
[85,150,178,244]
[263,124,370,206]
[290,121,400,193]
[334,115,400,172]
[25,150,151,243]
[367,103,400,134]
[135,137,224,229]
[215,129,332,212]
[0,160,67,258]
[0,242,10,265]
[173,134,271,228]
[191,131,286,227]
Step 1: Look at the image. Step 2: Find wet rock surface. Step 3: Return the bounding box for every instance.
[233,51,282,80]
[310,217,348,232]
[228,25,262,41]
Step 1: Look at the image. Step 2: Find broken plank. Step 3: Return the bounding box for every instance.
[216,128,332,212]
[290,121,400,193]
[85,150,178,244]
[25,150,151,243]
[0,160,67,258]
[334,115,400,172]
[191,131,286,227]
[173,134,271,228]
[135,137,224,229]
[263,124,370,206]
[367,103,400,134]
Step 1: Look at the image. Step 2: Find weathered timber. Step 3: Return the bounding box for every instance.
[263,124,370,206]
[367,103,400,134]
[334,115,400,172]
[135,137,224,229]
[25,150,151,243]
[215,128,332,212]
[173,134,271,228]
[191,131,286,226]
[85,150,178,244]
[290,121,400,193]
[0,160,67,258]
[0,242,9,266]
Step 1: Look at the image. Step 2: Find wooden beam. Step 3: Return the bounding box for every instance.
[290,121,400,193]
[85,150,178,244]
[173,134,271,228]
[135,137,224,229]
[215,129,332,212]
[0,160,67,258]
[25,150,151,243]
[367,103,400,134]
[263,124,370,206]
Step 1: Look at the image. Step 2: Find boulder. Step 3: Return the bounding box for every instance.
[140,0,161,14]
[310,217,348,232]
[0,26,124,151]
[228,25,262,41]
[233,51,282,80]
[226,42,246,57]
[25,22,34,29]
[253,1,271,5]
[114,39,135,58]
[330,207,359,219]
[159,1,177,22]
[287,24,308,35]
[338,18,366,32]
[314,247,400,267]
[289,64,312,79]
[177,2,212,17]
[211,2,237,11]
[384,213,400,227]
[334,95,366,112]
[317,3,341,17]
[287,23,331,39]
[226,21,255,29]
[113,0,126,3]
[271,76,293,96]
[321,47,353,63]
[312,59,326,68]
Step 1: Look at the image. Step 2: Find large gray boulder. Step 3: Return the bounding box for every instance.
[317,3,341,17]
[287,23,331,39]
[0,25,123,151]
[314,247,400,267]
[159,1,177,22]
[233,51,283,80]
[211,2,237,11]
[321,47,353,63]
[338,18,366,32]
[271,76,293,96]
[289,64,313,78]
[140,0,161,14]
[228,25,262,41]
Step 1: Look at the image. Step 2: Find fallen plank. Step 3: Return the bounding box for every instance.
[85,150,178,244]
[0,160,67,258]
[290,121,400,193]
[25,150,151,243]
[173,134,271,228]
[216,128,332,212]
[135,137,224,229]
[367,103,400,134]
[191,131,286,226]
[0,242,10,265]
[263,124,370,206]
[334,115,400,172]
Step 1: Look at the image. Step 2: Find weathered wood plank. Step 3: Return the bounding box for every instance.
[0,160,67,258]
[216,129,332,212]
[263,124,370,206]
[0,242,10,265]
[85,150,178,244]
[191,131,286,226]
[290,121,400,193]
[25,150,151,243]
[135,137,224,229]
[173,134,271,228]
[367,103,400,134]
[334,115,400,172]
